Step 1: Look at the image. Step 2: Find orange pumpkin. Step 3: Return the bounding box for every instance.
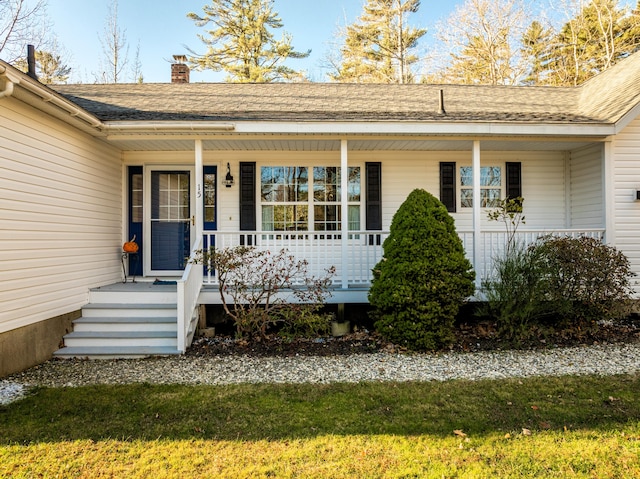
[123,235,139,253]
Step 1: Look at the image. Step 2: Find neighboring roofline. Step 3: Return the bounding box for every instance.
[0,60,104,133]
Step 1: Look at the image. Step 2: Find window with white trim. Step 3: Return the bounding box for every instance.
[460,166,502,208]
[260,166,361,232]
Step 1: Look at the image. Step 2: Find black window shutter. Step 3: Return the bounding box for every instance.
[239,162,256,231]
[365,162,382,230]
[506,162,522,199]
[440,162,456,212]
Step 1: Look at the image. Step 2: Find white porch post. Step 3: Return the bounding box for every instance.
[603,141,615,245]
[341,139,349,288]
[194,139,204,240]
[472,140,482,290]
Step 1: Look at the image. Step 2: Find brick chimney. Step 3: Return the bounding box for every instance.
[171,55,189,83]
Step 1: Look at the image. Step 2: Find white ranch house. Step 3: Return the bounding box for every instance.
[2,52,640,374]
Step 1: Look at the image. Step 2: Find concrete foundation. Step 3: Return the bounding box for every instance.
[0,311,79,378]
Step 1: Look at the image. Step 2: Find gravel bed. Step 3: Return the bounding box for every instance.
[2,342,640,405]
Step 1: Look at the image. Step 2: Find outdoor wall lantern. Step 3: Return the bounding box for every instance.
[223,162,234,188]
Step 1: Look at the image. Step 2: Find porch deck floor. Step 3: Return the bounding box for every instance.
[91,282,178,292]
[93,281,372,304]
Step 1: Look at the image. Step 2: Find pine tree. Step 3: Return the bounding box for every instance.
[368,189,475,351]
[543,0,640,86]
[520,21,555,85]
[32,50,71,84]
[15,44,71,84]
[331,0,426,83]
[188,0,310,82]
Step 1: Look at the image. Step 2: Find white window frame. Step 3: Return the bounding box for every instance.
[259,164,363,233]
[459,164,504,209]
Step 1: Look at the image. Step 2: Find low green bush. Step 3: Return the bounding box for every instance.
[369,189,475,350]
[535,235,634,331]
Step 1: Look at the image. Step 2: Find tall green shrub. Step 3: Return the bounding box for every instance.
[479,243,551,339]
[369,189,475,350]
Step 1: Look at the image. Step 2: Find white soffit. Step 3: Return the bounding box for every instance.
[106,136,596,152]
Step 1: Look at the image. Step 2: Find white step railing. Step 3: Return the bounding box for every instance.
[176,235,204,353]
[201,228,605,288]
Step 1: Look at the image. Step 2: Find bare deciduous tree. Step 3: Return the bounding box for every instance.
[0,0,50,63]
[131,40,143,83]
[429,0,531,85]
[97,0,129,83]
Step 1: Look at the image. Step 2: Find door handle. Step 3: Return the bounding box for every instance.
[191,216,195,226]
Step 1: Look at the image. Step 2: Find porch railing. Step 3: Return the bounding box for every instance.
[457,228,605,282]
[176,235,204,353]
[201,228,605,288]
[202,231,389,287]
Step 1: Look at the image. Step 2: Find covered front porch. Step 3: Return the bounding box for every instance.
[112,132,613,354]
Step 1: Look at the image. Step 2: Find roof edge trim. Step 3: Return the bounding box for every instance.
[0,61,104,131]
[103,121,236,132]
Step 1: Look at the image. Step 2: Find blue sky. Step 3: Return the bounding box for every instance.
[44,0,636,83]
[45,0,464,83]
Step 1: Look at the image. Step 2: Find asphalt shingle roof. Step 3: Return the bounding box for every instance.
[50,51,640,125]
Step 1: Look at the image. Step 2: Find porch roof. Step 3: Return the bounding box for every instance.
[50,50,640,126]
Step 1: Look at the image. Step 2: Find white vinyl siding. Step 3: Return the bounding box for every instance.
[569,144,604,228]
[0,98,122,334]
[360,150,566,232]
[612,116,640,293]
[127,149,573,234]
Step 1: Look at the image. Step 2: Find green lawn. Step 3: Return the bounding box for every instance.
[1,375,639,478]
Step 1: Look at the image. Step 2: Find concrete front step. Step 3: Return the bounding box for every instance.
[53,346,181,360]
[63,331,177,348]
[72,316,178,332]
[56,297,182,359]
[82,303,177,318]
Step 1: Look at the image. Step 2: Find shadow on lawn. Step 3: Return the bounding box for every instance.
[1,375,639,443]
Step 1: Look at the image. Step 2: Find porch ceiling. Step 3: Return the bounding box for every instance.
[105,135,597,152]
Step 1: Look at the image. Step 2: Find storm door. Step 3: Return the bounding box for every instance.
[145,168,195,275]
